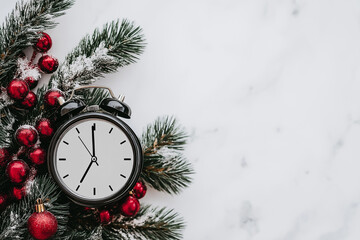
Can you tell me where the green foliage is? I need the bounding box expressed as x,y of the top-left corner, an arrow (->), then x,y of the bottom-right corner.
104,205 -> 185,240
0,0 -> 74,86
141,116 -> 193,194
0,175 -> 69,240
51,19 -> 145,92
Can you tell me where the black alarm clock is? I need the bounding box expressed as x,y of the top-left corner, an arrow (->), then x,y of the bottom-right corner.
47,86 -> 143,207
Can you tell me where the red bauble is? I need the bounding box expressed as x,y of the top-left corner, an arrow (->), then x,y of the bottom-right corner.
7,79 -> 29,100
44,89 -> 64,108
120,196 -> 140,217
35,118 -> 54,139
38,55 -> 58,74
34,32 -> 52,53
0,194 -> 7,210
6,159 -> 30,184
99,210 -> 111,224
28,211 -> 58,240
24,76 -> 38,89
131,181 -> 147,199
28,147 -> 46,165
15,125 -> 38,147
19,91 -> 37,109
12,186 -> 26,200
0,148 -> 10,167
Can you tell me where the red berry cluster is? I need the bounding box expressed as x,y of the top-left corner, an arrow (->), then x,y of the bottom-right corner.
5,32 -> 59,110
95,181 -> 147,224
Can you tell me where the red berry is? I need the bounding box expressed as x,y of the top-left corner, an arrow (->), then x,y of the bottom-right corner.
24,77 -> 38,89
99,210 -> 111,224
44,90 -> 64,108
15,125 -> 38,147
131,181 -> 147,199
28,147 -> 46,165
0,148 -> 10,167
34,32 -> 52,53
12,186 -> 26,200
120,196 -> 140,217
19,91 -> 37,109
0,194 -> 7,210
35,119 -> 54,139
6,160 -> 30,184
38,55 -> 58,74
7,79 -> 29,100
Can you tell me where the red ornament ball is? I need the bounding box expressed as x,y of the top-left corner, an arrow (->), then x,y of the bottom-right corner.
44,89 -> 64,108
6,159 -> 30,184
12,186 -> 26,200
24,76 -> 38,89
0,194 -> 7,210
131,181 -> 147,199
28,211 -> 58,240
38,55 -> 58,74
19,91 -> 37,109
99,210 -> 111,224
120,196 -> 140,217
7,79 -> 29,100
28,147 -> 46,165
15,125 -> 38,147
35,119 -> 54,139
0,148 -> 10,167
34,32 -> 52,53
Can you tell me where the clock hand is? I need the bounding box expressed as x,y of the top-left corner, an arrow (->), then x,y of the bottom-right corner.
78,135 -> 99,166
92,123 -> 95,157
80,160 -> 93,183
78,136 -> 92,157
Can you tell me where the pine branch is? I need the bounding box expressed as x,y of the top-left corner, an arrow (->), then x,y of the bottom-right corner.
141,116 -> 193,194
50,19 -> 146,92
142,116 -> 187,154
141,154 -> 193,195
0,0 -> 74,86
0,175 -> 69,240
103,205 -> 185,240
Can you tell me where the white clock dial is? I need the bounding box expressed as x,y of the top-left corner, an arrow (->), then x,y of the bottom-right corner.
54,118 -> 135,200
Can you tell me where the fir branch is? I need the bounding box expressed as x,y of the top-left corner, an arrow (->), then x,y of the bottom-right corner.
103,205 -> 185,240
142,116 -> 187,155
141,116 -> 193,194
0,175 -> 69,240
50,19 -> 146,92
0,0 -> 74,86
141,154 -> 193,195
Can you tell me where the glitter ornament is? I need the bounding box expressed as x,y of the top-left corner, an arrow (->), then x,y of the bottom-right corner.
28,199 -> 58,240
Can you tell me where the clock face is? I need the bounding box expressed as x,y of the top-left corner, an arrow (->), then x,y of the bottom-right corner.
48,113 -> 142,206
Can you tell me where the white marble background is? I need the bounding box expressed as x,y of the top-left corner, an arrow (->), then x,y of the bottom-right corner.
2,0 -> 360,239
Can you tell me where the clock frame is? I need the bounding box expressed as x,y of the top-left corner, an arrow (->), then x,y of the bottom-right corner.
47,112 -> 143,207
